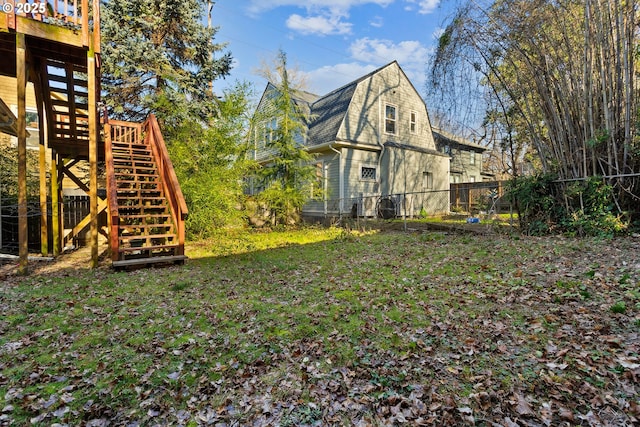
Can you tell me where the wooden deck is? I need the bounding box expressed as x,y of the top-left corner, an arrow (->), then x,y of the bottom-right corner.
1,1 -> 186,272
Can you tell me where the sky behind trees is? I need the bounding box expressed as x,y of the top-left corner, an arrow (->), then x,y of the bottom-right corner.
211,0 -> 452,96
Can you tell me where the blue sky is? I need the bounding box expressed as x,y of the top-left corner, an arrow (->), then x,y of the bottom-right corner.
210,0 -> 455,98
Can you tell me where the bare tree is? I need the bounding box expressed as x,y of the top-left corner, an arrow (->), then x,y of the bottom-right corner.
428,0 -> 638,183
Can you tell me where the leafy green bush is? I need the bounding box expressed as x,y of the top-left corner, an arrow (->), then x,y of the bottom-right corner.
507,174 -> 628,236
167,82 -> 255,238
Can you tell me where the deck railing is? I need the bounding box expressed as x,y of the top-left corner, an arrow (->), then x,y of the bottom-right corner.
1,0 -> 100,50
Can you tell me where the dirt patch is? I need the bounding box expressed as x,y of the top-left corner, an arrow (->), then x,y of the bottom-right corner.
0,241 -> 111,283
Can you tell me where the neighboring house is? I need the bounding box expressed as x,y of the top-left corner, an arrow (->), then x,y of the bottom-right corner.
250,61 -> 451,220
432,127 -> 492,183
0,75 -> 100,194
0,75 -> 38,149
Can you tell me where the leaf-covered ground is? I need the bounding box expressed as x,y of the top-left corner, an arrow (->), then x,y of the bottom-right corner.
1,230 -> 639,426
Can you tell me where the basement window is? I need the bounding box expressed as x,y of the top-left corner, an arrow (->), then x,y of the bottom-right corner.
361,166 -> 377,181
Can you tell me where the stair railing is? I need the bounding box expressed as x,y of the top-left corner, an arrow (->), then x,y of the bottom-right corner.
144,114 -> 188,256
103,118 -> 119,261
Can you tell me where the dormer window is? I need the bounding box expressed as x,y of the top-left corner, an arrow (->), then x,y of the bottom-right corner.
385,104 -> 396,135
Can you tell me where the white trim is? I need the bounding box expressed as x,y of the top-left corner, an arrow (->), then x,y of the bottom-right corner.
410,110 -> 417,134
384,103 -> 397,135
360,164 -> 377,182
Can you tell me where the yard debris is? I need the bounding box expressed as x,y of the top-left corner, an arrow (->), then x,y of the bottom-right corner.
0,232 -> 638,425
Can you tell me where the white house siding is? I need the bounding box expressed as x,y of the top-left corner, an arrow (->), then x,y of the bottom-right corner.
302,151 -> 340,216
381,146 -> 449,216
338,63 -> 436,152
448,146 -> 484,183
342,148 -> 381,200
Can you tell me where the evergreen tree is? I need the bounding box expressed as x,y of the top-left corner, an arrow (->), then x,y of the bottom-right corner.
167,82 -> 255,236
101,0 -> 232,126
255,50 -> 318,225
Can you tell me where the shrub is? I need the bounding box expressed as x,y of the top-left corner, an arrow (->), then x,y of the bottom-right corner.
507,175 -> 628,236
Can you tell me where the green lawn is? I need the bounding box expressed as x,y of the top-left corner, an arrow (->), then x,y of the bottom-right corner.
1,228 -> 638,425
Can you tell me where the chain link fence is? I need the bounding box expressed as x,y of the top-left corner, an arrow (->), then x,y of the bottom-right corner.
303,181 -> 514,223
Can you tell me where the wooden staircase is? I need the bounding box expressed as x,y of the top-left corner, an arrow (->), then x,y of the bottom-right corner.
105,116 -> 187,268
43,59 -> 91,154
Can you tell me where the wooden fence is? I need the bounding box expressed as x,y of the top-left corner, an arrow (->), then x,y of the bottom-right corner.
450,181 -> 510,214
0,195 -> 96,253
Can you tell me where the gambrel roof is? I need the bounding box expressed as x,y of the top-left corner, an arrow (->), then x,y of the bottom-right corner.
261,61 -> 414,148
258,61 -> 444,155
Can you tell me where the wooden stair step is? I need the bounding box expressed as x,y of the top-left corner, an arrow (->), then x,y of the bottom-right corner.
112,142 -> 149,149
118,206 -> 169,213
115,181 -> 160,186
114,170 -> 159,176
118,243 -> 180,253
117,198 -> 167,203
112,150 -> 152,157
116,184 -> 161,190
112,255 -> 187,269
120,233 -> 177,241
114,172 -> 160,179
113,159 -> 155,166
112,153 -> 152,160
47,73 -> 88,85
118,214 -> 172,220
119,223 -> 173,230
51,99 -> 89,109
114,165 -> 157,171
117,188 -> 162,194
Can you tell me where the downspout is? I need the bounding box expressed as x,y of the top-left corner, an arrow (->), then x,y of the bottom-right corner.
377,88 -> 385,194
329,143 -> 343,216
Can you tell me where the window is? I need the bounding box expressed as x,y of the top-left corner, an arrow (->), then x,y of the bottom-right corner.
385,104 -> 396,134
311,162 -> 324,197
25,110 -> 39,130
10,106 -> 40,149
423,172 -> 433,189
470,151 -> 476,165
410,111 -> 417,134
263,118 -> 277,147
443,144 -> 451,155
361,166 -> 377,181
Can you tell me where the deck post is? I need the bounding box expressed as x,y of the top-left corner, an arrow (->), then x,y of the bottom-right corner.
33,60 -> 49,256
16,33 -> 28,275
39,125 -> 48,255
88,50 -> 98,267
51,150 -> 61,256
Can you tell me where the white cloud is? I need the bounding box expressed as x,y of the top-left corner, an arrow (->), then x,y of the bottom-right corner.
303,62 -> 379,94
349,37 -> 430,66
404,0 -> 440,15
369,16 -> 384,28
348,37 -> 432,92
286,13 -> 352,36
247,0 -> 394,16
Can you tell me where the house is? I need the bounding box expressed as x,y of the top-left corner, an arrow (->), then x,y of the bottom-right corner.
432,127 -> 492,183
250,61 -> 451,220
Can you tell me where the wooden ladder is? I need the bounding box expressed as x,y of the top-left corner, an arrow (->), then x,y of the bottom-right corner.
105,118 -> 187,268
